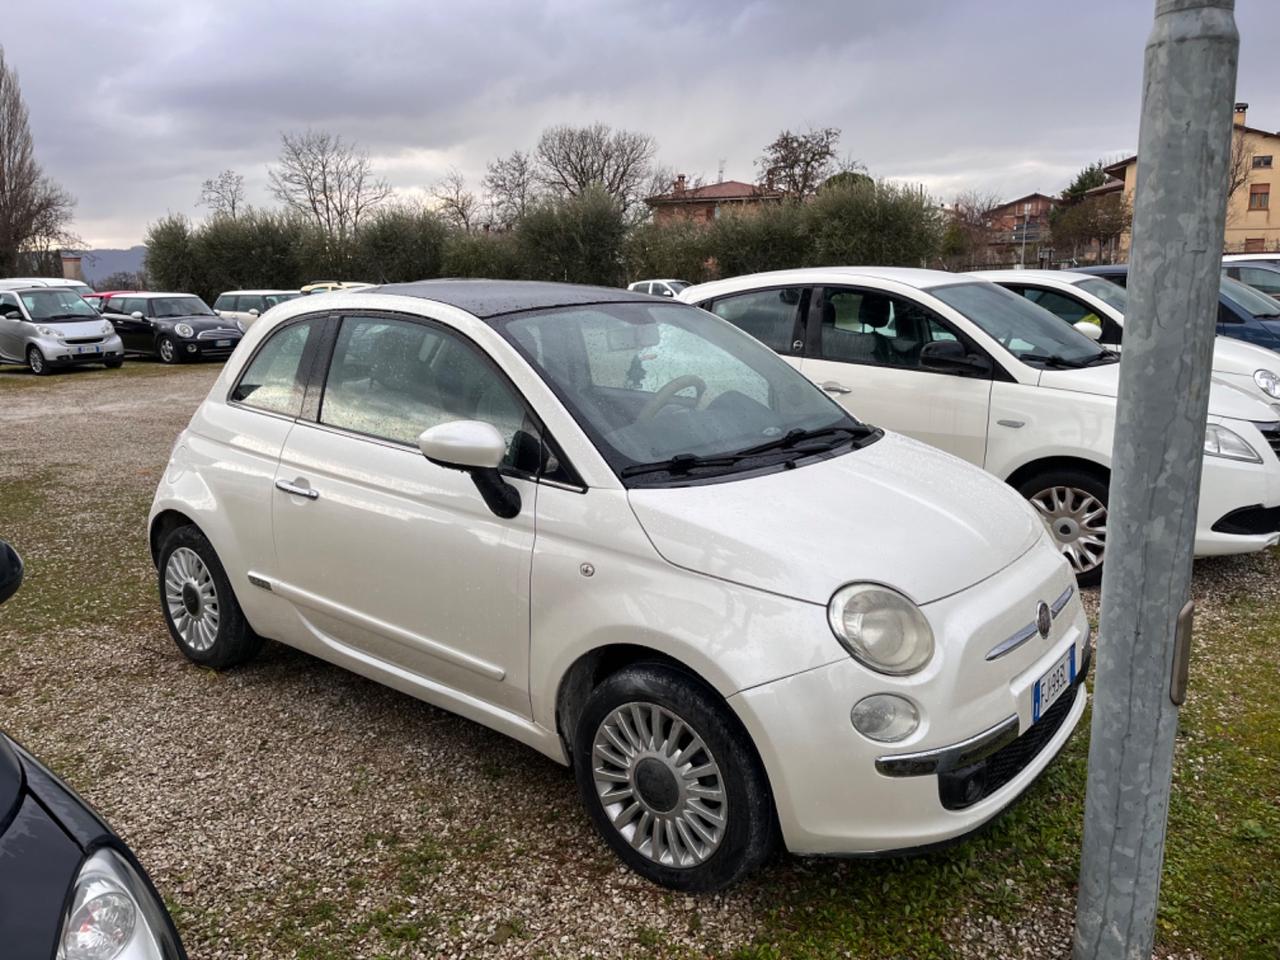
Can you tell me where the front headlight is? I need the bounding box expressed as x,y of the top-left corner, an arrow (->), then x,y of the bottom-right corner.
100,321 -> 115,336
1255,369 -> 1280,399
57,848 -> 181,960
38,325 -> 65,339
173,323 -> 195,339
1204,423 -> 1262,463
827,583 -> 935,675
234,319 -> 246,334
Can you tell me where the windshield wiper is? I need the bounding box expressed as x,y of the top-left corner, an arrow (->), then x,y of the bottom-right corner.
44,313 -> 93,321
1019,352 -> 1089,369
1083,352 -> 1120,365
620,426 -> 871,481
734,425 -> 867,458
620,453 -> 744,479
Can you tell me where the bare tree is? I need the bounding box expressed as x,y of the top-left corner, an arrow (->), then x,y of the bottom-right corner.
431,167 -> 479,232
534,123 -> 657,214
268,130 -> 390,244
1226,130 -> 1253,221
197,169 -> 245,217
0,46 -> 77,274
756,127 -> 842,200
482,150 -> 537,229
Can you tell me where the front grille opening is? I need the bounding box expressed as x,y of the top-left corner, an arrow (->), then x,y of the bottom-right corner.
1253,421 -> 1280,459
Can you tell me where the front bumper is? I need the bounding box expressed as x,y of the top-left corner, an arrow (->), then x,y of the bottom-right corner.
730,536 -> 1090,856
1195,417 -> 1280,556
176,336 -> 241,360
44,334 -> 124,365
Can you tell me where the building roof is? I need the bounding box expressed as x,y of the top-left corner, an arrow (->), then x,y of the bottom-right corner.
1083,179 -> 1124,197
366,279 -> 654,318
990,193 -> 1058,215
646,180 -> 782,205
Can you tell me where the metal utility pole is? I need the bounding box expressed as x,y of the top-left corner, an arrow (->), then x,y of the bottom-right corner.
1074,3 -> 1238,959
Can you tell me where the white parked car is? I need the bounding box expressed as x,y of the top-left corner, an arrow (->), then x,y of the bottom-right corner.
628,279 -> 691,298
681,268 -> 1280,584
0,277 -> 95,297
212,289 -> 301,328
979,268 -> 1280,411
150,280 -> 1090,889
1222,253 -> 1280,269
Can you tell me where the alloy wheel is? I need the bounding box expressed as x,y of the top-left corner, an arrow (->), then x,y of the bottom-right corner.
159,338 -> 176,363
1030,484 -> 1107,576
591,702 -> 727,868
164,547 -> 220,651
27,348 -> 44,374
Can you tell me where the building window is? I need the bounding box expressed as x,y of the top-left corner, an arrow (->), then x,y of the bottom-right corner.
1246,238 -> 1266,253
1249,183 -> 1270,210
1253,155 -> 1273,169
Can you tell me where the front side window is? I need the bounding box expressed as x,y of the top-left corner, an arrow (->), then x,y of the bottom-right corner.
706,287 -> 803,354
229,318 -> 321,417
1221,276 -> 1280,317
816,288 -> 966,369
497,302 -> 858,475
124,298 -> 148,316
213,295 -> 235,311
320,316 -> 531,469
237,295 -> 266,313
264,293 -> 299,308
0,293 -> 20,316
929,281 -> 1112,368
1074,278 -> 1128,312
1237,267 -> 1280,295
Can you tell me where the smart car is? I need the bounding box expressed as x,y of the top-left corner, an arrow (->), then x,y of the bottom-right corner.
0,286 -> 125,374
149,279 -> 1090,890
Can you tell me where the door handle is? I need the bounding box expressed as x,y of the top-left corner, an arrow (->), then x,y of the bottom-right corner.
275,478 -> 319,500
820,381 -> 852,395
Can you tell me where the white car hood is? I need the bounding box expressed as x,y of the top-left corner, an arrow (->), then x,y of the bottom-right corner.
1037,363 -> 1273,421
1210,336 -> 1280,378
627,431 -> 1041,606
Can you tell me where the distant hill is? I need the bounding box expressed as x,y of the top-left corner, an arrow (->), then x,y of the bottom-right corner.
80,246 -> 147,285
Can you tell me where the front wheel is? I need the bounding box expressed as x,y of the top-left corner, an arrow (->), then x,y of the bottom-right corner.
572,663 -> 776,891
157,335 -> 180,364
26,346 -> 51,376
104,358 -> 123,369
1018,468 -> 1109,587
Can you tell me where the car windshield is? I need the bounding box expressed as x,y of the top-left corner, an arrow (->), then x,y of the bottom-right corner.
496,302 -> 864,479
1221,276 -> 1280,317
151,297 -> 215,318
1074,277 -> 1128,312
930,281 -> 1109,366
18,289 -> 99,321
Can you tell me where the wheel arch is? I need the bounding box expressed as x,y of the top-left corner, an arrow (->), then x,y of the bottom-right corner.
1004,454 -> 1111,493
149,508 -> 198,566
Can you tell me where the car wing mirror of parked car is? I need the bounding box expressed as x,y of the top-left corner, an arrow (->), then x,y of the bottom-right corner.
249,308 -> 260,317
2,309 -> 20,320
919,339 -> 992,375
417,420 -> 522,519
1073,321 -> 1103,342
130,311 -> 145,320
0,540 -> 23,606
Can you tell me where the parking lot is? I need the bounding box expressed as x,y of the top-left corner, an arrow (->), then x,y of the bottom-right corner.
0,360 -> 1276,959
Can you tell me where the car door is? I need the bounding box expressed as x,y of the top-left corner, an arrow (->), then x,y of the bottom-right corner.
0,293 -> 23,360
270,312 -> 540,718
700,286 -> 809,374
109,297 -> 148,351
799,285 -> 992,466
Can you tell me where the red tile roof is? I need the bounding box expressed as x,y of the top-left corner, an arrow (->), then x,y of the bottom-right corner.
647,180 -> 781,204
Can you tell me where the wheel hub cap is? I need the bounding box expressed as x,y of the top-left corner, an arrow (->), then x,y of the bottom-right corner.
591,702 -> 727,868
1030,485 -> 1107,575
164,547 -> 219,651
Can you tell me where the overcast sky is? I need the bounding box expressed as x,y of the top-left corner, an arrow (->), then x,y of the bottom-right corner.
7,0 -> 1279,249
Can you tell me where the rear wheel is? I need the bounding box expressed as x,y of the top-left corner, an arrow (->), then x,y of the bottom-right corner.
1018,468 -> 1109,587
157,525 -> 262,668
157,335 -> 180,364
26,346 -> 50,376
572,663 -> 776,891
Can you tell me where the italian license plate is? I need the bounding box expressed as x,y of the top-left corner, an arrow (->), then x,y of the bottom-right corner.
1033,646 -> 1076,723
78,345 -> 100,354
216,340 -> 231,347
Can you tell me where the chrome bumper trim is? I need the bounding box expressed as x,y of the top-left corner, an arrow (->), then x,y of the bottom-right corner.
875,713 -> 1020,778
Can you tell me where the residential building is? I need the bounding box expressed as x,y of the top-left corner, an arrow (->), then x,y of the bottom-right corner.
645,175 -> 782,225
1101,102 -> 1280,255
987,193 -> 1058,247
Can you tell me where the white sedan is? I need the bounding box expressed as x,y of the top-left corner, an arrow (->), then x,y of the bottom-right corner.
682,268 -> 1280,584
149,280 -> 1088,889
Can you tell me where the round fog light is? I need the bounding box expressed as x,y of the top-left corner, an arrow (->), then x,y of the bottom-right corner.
851,694 -> 919,743
186,344 -> 197,353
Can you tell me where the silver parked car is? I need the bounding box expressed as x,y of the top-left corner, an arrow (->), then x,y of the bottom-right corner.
0,287 -> 125,375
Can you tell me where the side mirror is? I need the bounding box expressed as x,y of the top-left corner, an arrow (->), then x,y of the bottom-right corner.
0,540 -> 23,606
661,288 -> 674,298
417,420 -> 521,518
130,311 -> 145,320
2,309 -> 21,320
1073,321 -> 1102,342
920,339 -> 992,375
248,308 -> 260,317
213,309 -> 222,316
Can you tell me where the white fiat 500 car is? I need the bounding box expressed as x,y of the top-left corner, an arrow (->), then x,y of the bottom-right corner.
980,268 -> 1280,410
681,269 -> 1280,585
149,280 -> 1090,890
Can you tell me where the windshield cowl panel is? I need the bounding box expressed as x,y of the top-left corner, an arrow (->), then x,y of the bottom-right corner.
494,301 -> 866,486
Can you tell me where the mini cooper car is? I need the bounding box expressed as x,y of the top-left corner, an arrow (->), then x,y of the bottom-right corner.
980,268 -> 1280,410
211,289 -> 301,329
627,279 -> 691,298
0,286 -> 125,374
102,293 -> 242,364
150,280 -> 1090,890
681,268 -> 1280,585
0,540 -> 187,959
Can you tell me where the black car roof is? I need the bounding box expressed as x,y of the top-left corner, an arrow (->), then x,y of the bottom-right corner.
364,279 -> 656,319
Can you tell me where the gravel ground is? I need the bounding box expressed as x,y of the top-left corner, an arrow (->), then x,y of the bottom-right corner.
1,361 -> 1271,958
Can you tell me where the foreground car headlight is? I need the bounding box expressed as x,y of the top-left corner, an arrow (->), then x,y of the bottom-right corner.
58,848 -> 181,960
38,325 -> 65,338
1204,423 -> 1262,463
851,693 -> 920,742
1255,369 -> 1280,399
827,583 -> 934,675
173,323 -> 195,339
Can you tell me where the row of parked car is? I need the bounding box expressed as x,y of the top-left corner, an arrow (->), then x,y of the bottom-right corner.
0,280 -> 372,375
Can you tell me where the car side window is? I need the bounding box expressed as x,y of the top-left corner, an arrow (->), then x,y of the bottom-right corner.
1240,267 -> 1280,294
320,316 -> 534,470
706,287 -> 804,354
213,295 -> 234,311
229,318 -> 321,417
124,298 -> 146,316
1019,287 -> 1093,324
0,293 -> 20,317
816,288 -> 965,370
239,295 -> 265,313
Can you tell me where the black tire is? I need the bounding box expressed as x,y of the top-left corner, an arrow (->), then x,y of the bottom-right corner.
26,346 -> 51,376
157,525 -> 262,669
1016,467 -> 1110,588
156,335 -> 181,364
572,663 -> 776,891
104,358 -> 123,369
